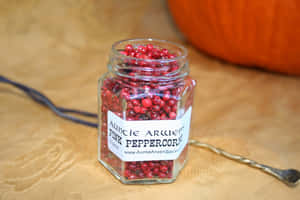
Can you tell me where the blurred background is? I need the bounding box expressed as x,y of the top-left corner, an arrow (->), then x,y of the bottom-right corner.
0,0 -> 299,199
1,0 -> 185,110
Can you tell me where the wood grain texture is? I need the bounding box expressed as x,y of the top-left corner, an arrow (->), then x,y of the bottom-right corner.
0,0 -> 299,199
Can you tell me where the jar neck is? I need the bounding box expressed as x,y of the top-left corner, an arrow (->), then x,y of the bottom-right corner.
108,39 -> 189,84
108,57 -> 189,83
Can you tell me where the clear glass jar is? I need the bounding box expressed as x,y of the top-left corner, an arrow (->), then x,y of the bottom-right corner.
98,38 -> 196,184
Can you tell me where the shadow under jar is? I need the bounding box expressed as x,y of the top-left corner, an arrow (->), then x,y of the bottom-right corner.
98,38 -> 196,184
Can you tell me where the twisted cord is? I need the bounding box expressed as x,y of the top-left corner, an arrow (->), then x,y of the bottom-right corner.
188,139 -> 291,184
0,75 -> 98,128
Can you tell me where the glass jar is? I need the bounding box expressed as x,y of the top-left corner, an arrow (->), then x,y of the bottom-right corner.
98,38 -> 196,184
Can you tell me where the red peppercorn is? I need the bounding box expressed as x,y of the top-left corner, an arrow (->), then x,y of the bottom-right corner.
168,99 -> 176,106
152,96 -> 161,105
135,53 -> 143,59
146,44 -> 153,51
129,164 -> 136,170
142,98 -> 152,108
138,172 -> 145,178
125,44 -> 134,52
121,91 -> 130,100
120,51 -> 128,56
146,171 -> 153,178
168,54 -> 176,59
128,174 -> 137,180
159,172 -> 167,178
152,48 -> 160,58
160,165 -> 168,173
169,112 -> 177,119
152,104 -> 160,112
148,162 -> 155,168
140,107 -> 147,114
153,168 -> 160,175
130,82 -> 138,87
171,105 -> 177,112
171,66 -> 179,72
137,45 -> 147,54
163,105 -> 171,113
163,91 -> 171,101
128,110 -> 135,116
160,113 -> 167,120
127,101 -> 133,109
133,106 -> 141,113
129,51 -> 136,57
162,49 -> 169,56
124,170 -> 131,178
131,99 -> 139,106
151,112 -> 159,119
147,52 -> 153,59
141,162 -> 148,169
104,90 -> 112,102
159,100 -> 165,108
154,162 -> 160,168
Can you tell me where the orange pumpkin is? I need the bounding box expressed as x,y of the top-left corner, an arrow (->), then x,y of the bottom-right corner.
168,0 -> 300,75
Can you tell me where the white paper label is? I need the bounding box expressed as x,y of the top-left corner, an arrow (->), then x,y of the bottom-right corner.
107,107 -> 192,161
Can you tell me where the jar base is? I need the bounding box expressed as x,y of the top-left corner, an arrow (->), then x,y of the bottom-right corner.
121,177 -> 176,185
98,159 -> 181,185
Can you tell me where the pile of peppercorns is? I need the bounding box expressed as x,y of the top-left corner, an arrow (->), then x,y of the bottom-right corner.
100,44 -> 192,180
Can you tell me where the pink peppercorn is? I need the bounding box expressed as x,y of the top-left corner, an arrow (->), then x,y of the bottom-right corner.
142,98 -> 152,108
169,112 -> 177,119
160,165 -> 168,173
125,44 -> 134,52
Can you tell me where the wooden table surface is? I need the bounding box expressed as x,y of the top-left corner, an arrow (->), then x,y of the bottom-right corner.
0,0 -> 299,199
